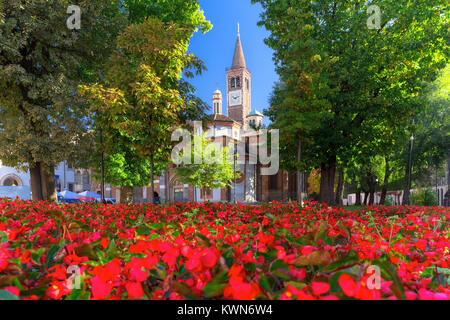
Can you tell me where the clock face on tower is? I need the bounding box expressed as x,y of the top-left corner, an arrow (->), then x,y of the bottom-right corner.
229,90 -> 242,107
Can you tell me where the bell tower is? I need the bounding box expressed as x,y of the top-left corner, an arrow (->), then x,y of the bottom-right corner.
227,24 -> 251,129
212,89 -> 222,114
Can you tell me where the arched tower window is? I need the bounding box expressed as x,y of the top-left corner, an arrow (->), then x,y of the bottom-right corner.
230,78 -> 236,88
236,77 -> 241,88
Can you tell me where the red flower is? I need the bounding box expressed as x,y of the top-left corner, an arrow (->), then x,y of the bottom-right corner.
311,282 -> 330,296
100,238 -> 109,249
199,248 -> 219,269
0,243 -> 10,272
91,276 -> 113,300
228,264 -> 246,280
224,279 -> 260,300
126,282 -> 144,299
130,268 -> 149,282
21,250 -> 31,264
45,280 -> 71,300
338,274 -> 357,298
142,254 -> 158,269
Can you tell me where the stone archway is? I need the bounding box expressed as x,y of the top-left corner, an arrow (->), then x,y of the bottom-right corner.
0,174 -> 23,186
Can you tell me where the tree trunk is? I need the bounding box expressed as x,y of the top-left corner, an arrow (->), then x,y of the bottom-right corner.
319,156 -> 336,206
30,163 -> 43,201
150,152 -> 155,205
297,134 -> 303,205
335,167 -> 344,206
379,157 -> 391,205
355,188 -> 361,206
40,164 -> 57,202
402,165 -> 410,205
369,187 -> 375,205
29,162 -> 56,202
363,191 -> 369,205
121,186 -> 133,205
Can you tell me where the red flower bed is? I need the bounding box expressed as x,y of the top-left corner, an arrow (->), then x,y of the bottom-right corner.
0,199 -> 449,300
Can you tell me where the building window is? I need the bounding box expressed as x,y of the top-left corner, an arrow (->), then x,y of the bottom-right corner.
67,163 -> 73,170
236,77 -> 241,88
246,78 -> 249,90
68,183 -> 74,192
230,78 -> 236,88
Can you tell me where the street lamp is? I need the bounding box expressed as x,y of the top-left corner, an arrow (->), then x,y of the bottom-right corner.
407,134 -> 414,205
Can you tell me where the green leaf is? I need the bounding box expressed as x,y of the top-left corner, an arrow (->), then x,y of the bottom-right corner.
270,259 -> 289,272
259,274 -> 271,292
74,243 -> 98,261
136,226 -> 151,235
66,289 -> 83,300
172,282 -> 200,300
0,231 -> 8,243
0,290 -> 19,300
145,223 -> 165,230
202,281 -> 227,299
46,245 -> 61,268
244,263 -> 256,272
195,232 -> 211,246
372,260 -> 406,300
323,250 -> 359,272
20,287 -> 47,299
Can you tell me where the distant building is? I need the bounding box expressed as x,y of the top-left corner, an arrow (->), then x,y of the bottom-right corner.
0,161 -> 96,199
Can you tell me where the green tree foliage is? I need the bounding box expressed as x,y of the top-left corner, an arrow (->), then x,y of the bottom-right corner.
79,1 -> 211,204
175,133 -> 238,201
123,0 -> 211,34
0,0 -> 124,201
80,17 -> 208,204
410,188 -> 438,206
254,0 -> 449,205
392,66 -> 450,203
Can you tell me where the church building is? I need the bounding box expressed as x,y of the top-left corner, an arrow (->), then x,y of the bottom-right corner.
145,28 -> 304,204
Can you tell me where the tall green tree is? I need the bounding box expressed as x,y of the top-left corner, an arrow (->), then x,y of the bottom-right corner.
0,0 -> 124,201
396,66 -> 450,204
255,0 -> 449,205
80,0 -> 211,204
80,17 -> 208,204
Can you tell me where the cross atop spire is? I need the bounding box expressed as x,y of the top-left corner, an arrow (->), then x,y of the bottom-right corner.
231,25 -> 246,69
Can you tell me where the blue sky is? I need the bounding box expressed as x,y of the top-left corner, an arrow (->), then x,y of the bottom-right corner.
188,0 -> 278,125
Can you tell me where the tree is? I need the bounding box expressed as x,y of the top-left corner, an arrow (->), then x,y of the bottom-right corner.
0,0 -> 124,201
123,0 -> 211,34
80,17 -> 207,204
174,133 -> 239,201
79,1 -> 211,204
254,0 -> 449,205
399,66 -> 450,204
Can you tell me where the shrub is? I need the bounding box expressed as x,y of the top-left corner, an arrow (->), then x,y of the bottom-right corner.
410,188 -> 438,206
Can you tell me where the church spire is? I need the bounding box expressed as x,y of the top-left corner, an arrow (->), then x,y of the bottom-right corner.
231,23 -> 246,69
